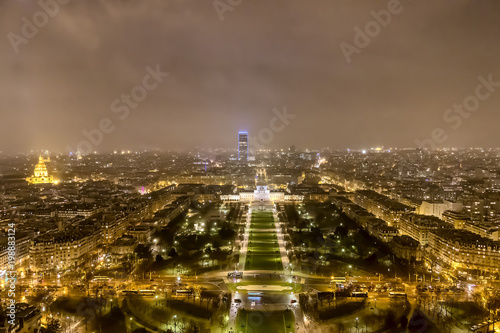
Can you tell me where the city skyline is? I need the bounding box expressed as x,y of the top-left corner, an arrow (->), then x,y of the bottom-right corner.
2,1 -> 500,332
2,135 -> 500,332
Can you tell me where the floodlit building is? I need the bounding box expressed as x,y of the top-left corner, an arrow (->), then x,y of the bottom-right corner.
221,186 -> 303,202
26,156 -> 55,185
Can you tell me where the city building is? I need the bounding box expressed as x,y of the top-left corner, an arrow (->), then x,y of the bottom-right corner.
26,156 -> 55,185
419,200 -> 462,219
442,210 -> 470,229
1,304 -> 42,333
29,230 -> 96,272
463,220 -> 500,241
110,235 -> 138,263
238,131 -> 248,162
390,235 -> 422,262
127,225 -> 154,244
399,214 -> 453,245
353,190 -> 414,227
221,186 -> 303,203
428,229 -> 500,273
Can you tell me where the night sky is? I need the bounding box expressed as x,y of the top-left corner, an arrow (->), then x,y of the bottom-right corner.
1,0 -> 500,153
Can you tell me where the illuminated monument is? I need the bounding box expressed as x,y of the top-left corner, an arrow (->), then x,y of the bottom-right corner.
26,156 -> 55,185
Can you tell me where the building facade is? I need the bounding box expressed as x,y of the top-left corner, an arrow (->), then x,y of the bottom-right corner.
238,131 -> 248,162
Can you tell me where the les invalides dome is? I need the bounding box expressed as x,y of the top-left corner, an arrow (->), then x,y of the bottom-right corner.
26,156 -> 55,185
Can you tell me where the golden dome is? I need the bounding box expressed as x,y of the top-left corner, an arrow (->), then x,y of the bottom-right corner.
26,156 -> 54,184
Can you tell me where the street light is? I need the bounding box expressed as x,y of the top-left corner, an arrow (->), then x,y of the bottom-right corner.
173,315 -> 178,333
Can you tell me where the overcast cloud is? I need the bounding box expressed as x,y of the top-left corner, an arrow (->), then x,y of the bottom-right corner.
1,0 -> 500,153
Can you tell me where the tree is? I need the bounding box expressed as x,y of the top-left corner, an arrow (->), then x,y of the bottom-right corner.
364,253 -> 378,267
100,306 -> 126,333
45,317 -> 62,333
334,226 -> 348,240
399,315 -> 409,329
84,271 -> 94,296
486,294 -> 500,331
134,244 -> 153,261
167,248 -> 178,257
298,220 -> 308,232
218,224 -> 236,240
155,254 -> 164,262
384,311 -> 396,329
315,211 -> 326,225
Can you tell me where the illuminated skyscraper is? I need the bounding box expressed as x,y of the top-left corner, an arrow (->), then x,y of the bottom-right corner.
238,131 -> 248,162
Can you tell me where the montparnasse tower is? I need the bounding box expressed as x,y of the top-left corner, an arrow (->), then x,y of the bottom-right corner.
26,156 -> 55,185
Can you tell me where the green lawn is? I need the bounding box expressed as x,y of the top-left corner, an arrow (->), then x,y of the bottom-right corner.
249,234 -> 277,241
250,224 -> 275,229
245,210 -> 283,271
235,309 -> 295,333
245,254 -> 283,270
248,245 -> 279,252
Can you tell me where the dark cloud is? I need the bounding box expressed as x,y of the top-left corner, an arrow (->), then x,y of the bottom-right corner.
1,0 -> 499,153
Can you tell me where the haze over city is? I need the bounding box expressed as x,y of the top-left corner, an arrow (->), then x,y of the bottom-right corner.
2,0 -> 500,153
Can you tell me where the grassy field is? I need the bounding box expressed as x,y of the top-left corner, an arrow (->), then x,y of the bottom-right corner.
235,309 -> 295,333
245,211 -> 283,271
